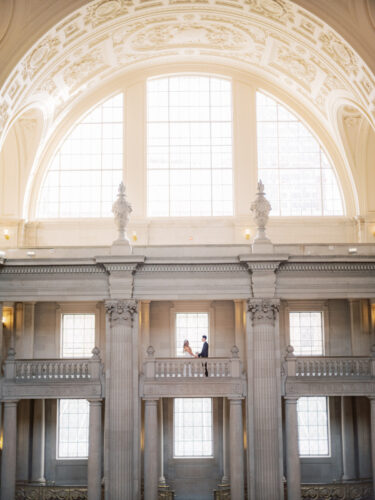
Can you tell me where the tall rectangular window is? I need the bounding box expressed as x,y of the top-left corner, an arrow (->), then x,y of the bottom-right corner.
289,311 -> 324,356
297,397 -> 329,456
61,314 -> 95,358
174,398 -> 213,458
147,75 -> 233,216
175,312 -> 208,357
58,399 -> 89,459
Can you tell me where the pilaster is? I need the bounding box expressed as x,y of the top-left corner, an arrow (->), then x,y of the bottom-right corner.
229,397 -> 245,500
105,299 -> 139,499
144,398 -> 159,500
1,400 -> 18,500
31,399 -> 46,483
341,396 -> 356,480
370,397 -> 375,497
284,397 -> 301,500
88,399 -> 103,500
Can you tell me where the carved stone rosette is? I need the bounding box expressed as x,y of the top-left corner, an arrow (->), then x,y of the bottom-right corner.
112,181 -> 132,245
250,180 -> 272,242
105,299 -> 138,327
247,299 -> 280,325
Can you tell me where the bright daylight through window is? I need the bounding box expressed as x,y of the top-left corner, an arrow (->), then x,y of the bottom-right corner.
174,398 -> 213,458
147,75 -> 233,216
256,92 -> 344,216
58,399 -> 89,459
289,312 -> 324,356
297,397 -> 330,456
61,314 -> 95,358
175,313 -> 209,357
37,94 -> 123,218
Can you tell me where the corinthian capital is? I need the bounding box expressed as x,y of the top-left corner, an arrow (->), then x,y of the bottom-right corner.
105,299 -> 138,327
247,299 -> 280,325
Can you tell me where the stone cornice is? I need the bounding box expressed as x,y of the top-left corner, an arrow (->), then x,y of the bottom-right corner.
280,262 -> 375,272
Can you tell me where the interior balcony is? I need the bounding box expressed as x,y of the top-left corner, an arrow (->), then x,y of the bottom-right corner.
283,345 -> 375,397
140,346 -> 246,399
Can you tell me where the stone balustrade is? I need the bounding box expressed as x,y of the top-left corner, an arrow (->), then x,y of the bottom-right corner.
1,347 -> 104,400
141,346 -> 245,398
283,346 -> 375,397
287,356 -> 372,378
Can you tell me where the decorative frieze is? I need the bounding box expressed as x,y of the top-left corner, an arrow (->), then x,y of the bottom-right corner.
105,299 -> 138,327
248,299 -> 280,325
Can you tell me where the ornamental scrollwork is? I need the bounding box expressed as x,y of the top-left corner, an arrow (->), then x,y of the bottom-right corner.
247,299 -> 280,325
105,299 -> 138,326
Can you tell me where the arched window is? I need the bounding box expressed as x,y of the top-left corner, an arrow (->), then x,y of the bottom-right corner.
37,94 -> 123,218
147,76 -> 233,216
256,92 -> 344,216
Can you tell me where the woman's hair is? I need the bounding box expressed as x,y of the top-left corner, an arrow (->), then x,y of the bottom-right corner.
183,339 -> 189,348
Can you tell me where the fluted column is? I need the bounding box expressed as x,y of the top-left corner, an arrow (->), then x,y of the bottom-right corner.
248,299 -> 282,500
1,400 -> 18,500
229,397 -> 244,500
222,397 -> 230,484
31,399 -> 46,483
370,398 -> 375,497
285,397 -> 301,500
105,300 -> 138,499
158,399 -> 166,486
88,399 -> 102,500
144,398 -> 159,500
341,396 -> 356,480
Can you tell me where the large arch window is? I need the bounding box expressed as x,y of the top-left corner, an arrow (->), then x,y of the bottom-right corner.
147,76 -> 233,217
37,94 -> 123,218
256,92 -> 344,216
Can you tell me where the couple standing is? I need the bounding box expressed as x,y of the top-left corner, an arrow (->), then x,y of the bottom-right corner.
183,336 -> 209,376
183,335 -> 209,358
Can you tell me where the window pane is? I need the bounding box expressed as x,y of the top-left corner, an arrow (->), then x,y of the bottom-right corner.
256,92 -> 344,216
37,94 -> 123,218
147,76 -> 233,216
174,398 -> 213,458
58,399 -> 89,458
297,397 -> 329,456
61,314 -> 95,358
175,312 -> 208,357
289,312 -> 324,356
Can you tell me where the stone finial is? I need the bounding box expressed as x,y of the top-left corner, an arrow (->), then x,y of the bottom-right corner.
286,345 -> 295,358
112,181 -> 132,253
250,180 -> 272,251
7,347 -> 16,360
92,346 -> 101,360
231,345 -> 240,358
146,345 -> 155,358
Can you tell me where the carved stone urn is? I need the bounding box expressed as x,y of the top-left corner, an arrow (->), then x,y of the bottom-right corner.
250,180 -> 273,252
111,181 -> 132,254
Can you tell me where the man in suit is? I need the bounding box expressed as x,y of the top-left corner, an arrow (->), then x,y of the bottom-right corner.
198,335 -> 209,376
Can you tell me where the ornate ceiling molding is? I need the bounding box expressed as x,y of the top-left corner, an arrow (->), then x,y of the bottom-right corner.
0,0 -> 375,148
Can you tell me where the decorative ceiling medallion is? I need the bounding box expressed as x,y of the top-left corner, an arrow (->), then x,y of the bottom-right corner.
319,31 -> 358,75
129,22 -> 249,51
22,37 -> 60,80
86,0 -> 129,27
246,0 -> 294,23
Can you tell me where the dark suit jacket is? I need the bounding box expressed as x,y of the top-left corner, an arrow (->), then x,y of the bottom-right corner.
198,341 -> 209,358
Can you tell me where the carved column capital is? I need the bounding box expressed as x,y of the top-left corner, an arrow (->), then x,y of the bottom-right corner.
105,299 -> 138,327
247,299 -> 280,325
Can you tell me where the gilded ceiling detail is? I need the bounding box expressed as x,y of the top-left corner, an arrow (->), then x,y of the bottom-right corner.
0,0 -> 374,146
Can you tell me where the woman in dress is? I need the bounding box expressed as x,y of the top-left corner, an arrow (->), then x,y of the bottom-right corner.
183,339 -> 196,357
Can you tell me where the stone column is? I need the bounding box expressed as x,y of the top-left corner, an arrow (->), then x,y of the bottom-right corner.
341,396 -> 356,480
158,399 -> 166,486
370,398 -> 375,496
105,299 -> 138,499
222,397 -> 230,484
248,299 -> 282,500
88,399 -> 103,500
284,397 -> 301,500
1,400 -> 18,500
229,397 -> 244,500
31,399 -> 46,482
144,398 -> 159,500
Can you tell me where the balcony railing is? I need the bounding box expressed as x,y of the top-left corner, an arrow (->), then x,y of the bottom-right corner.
143,346 -> 242,380
4,347 -> 102,382
284,345 -> 375,378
